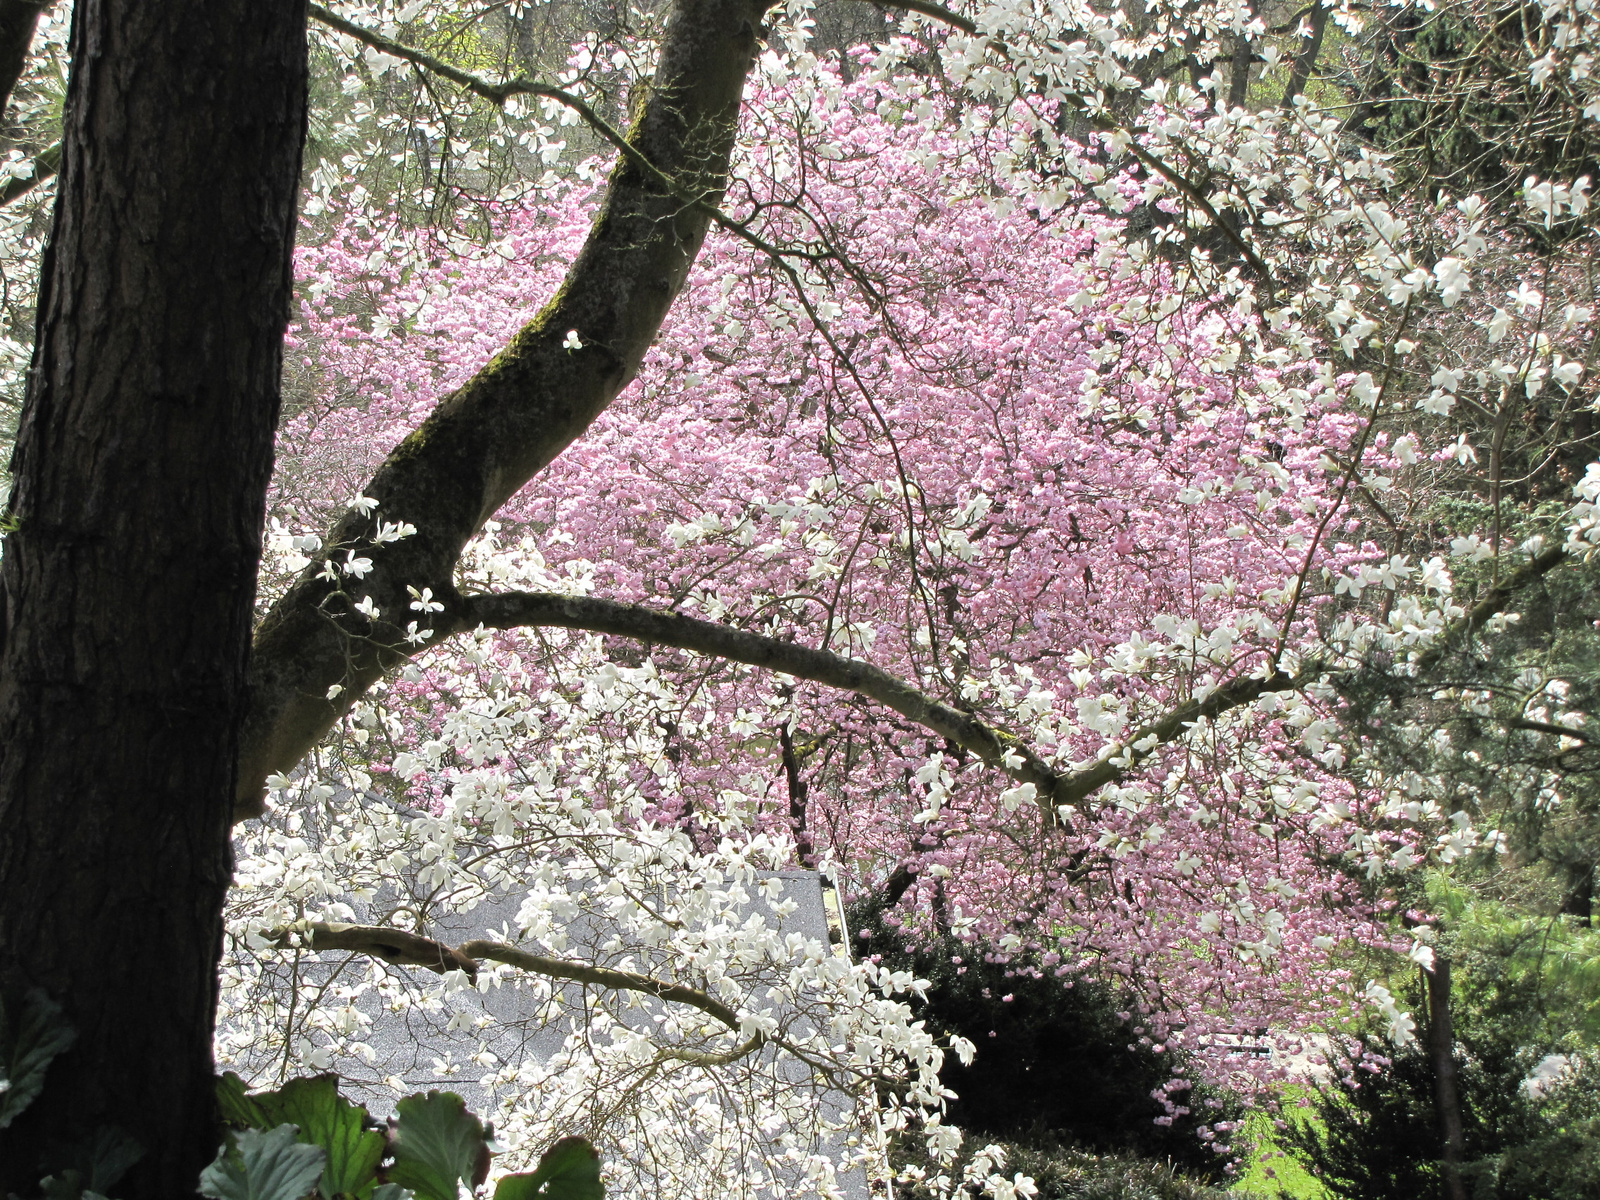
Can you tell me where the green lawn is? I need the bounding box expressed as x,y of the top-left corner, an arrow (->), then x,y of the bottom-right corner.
1231,1107 -> 1328,1200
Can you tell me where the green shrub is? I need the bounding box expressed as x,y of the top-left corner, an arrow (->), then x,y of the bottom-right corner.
0,989 -> 602,1200
1282,968 -> 1600,1200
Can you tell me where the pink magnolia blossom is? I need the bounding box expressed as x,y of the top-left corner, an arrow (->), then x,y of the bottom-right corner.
265,75 -> 1418,1118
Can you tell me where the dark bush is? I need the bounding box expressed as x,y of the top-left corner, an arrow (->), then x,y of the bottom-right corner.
997,1142 -> 1231,1200
848,899 -> 1236,1180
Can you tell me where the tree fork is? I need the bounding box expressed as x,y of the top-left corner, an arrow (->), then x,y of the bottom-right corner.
237,0 -> 773,819
0,0 -> 307,1190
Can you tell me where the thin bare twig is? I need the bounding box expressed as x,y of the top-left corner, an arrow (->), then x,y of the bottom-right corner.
306,3 -> 827,269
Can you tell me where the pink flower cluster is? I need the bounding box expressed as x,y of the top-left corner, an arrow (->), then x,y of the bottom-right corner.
273,75 -> 1404,1114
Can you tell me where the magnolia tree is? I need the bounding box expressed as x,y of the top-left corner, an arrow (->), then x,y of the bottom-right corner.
5,0 -> 1600,1193
234,36 -> 1589,1192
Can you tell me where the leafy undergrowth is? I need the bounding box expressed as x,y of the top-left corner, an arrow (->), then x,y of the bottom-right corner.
892,1135 -> 1238,1200
1000,1145 -> 1231,1200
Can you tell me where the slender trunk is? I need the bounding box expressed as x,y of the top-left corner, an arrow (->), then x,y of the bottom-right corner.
881,862 -> 918,908
1427,959 -> 1469,1200
1563,861 -> 1594,926
1281,2 -> 1329,107
0,0 -> 306,1192
1228,29 -> 1252,109
779,721 -> 816,868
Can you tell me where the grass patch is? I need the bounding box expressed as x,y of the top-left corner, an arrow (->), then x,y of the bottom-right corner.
1231,1107 -> 1328,1200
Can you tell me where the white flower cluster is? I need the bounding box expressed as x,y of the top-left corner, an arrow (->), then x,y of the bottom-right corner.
223,532 -> 974,1196
1362,980 -> 1417,1048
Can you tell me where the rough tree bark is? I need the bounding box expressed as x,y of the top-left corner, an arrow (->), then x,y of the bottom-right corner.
0,0 -> 306,1191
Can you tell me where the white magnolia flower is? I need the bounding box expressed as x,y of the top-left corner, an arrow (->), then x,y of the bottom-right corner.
407,585 -> 445,613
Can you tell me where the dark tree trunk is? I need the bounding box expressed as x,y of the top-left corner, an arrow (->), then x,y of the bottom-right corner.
1228,29 -> 1252,109
1562,861 -> 1594,925
1281,2 -> 1330,108
0,0 -> 52,117
0,0 -> 306,1192
779,721 -> 816,868
1427,959 -> 1469,1200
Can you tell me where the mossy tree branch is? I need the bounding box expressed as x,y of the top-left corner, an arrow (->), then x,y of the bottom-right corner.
237,0 -> 774,819
461,590 -> 1068,815
267,920 -> 742,1028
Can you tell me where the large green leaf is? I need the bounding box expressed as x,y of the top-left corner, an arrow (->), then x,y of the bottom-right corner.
199,1125 -> 326,1200
0,989 -> 77,1129
217,1072 -> 270,1130
252,1075 -> 385,1200
492,1138 -> 602,1200
384,1092 -> 489,1200
38,1173 -> 90,1200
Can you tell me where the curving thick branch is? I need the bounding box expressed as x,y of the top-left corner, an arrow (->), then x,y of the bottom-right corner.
862,0 -> 977,35
461,590 -> 1067,813
458,593 -> 1302,821
1050,667 -> 1305,807
1507,716 -> 1592,743
1405,545 -> 1567,679
268,920 -> 478,976
1061,547 -> 1576,804
237,0 -> 774,819
459,939 -> 744,1031
1120,141 -> 1274,288
268,922 -> 743,1029
455,545 -> 1576,821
